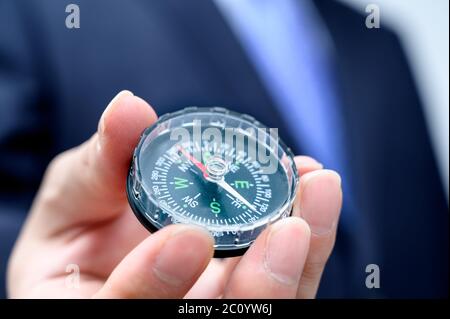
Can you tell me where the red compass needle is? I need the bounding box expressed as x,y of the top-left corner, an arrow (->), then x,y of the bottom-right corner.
177,145 -> 208,178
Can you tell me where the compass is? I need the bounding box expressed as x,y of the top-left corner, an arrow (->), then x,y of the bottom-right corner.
127,107 -> 298,257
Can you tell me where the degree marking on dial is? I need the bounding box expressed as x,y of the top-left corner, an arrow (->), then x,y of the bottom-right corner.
256,196 -> 269,202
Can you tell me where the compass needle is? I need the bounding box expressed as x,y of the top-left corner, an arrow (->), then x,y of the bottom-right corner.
216,179 -> 259,214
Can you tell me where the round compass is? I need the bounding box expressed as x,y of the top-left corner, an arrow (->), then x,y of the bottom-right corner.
127,107 -> 298,257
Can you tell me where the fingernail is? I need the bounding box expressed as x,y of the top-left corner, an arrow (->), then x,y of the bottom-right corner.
153,226 -> 213,286
296,156 -> 323,169
301,170 -> 342,235
97,90 -> 134,150
264,218 -> 310,286
98,90 -> 134,135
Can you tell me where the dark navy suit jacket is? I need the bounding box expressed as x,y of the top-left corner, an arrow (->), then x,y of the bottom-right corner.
0,0 -> 448,298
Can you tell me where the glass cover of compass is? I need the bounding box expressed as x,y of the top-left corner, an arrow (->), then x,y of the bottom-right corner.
127,107 -> 298,257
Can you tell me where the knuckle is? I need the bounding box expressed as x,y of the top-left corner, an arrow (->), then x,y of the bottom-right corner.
302,260 -> 326,282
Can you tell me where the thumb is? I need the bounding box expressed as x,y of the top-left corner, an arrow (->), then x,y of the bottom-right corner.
32,90 -> 157,236
94,224 -> 214,299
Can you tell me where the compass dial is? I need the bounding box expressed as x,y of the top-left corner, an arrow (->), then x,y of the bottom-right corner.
127,107 -> 298,257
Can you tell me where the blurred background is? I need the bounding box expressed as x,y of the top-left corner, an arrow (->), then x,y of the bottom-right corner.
0,0 -> 448,298
341,0 -> 449,198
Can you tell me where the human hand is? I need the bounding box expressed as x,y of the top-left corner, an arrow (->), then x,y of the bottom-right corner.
7,91 -> 342,298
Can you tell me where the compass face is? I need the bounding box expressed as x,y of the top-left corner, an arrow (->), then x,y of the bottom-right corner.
127,107 -> 298,257
140,130 -> 289,227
